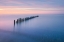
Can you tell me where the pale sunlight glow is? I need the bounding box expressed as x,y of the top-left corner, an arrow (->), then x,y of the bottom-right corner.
1,8 -> 64,11
0,8 -> 64,15
0,9 -> 3,10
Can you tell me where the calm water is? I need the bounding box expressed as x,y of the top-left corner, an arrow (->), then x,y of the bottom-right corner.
0,14 -> 64,42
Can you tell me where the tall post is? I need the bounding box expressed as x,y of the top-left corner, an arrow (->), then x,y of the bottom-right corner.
14,20 -> 15,26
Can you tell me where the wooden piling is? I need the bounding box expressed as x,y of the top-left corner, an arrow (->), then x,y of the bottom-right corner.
14,20 -> 15,26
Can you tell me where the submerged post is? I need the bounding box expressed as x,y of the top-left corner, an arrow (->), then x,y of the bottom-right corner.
14,20 -> 15,26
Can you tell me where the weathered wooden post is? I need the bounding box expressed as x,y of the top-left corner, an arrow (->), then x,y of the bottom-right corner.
14,20 -> 15,26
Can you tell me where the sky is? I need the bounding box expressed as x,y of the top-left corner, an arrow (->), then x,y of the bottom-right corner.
0,0 -> 64,15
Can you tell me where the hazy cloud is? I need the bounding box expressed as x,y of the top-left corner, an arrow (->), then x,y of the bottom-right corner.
0,0 -> 64,8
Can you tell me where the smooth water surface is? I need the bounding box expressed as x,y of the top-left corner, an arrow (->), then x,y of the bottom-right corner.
0,14 -> 64,42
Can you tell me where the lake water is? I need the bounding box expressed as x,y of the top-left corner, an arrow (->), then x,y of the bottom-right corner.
0,14 -> 64,42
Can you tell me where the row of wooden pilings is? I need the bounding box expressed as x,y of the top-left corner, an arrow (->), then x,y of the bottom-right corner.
14,15 -> 39,25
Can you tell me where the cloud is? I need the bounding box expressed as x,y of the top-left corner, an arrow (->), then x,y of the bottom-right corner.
0,0 -> 64,8
0,0 -> 64,14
